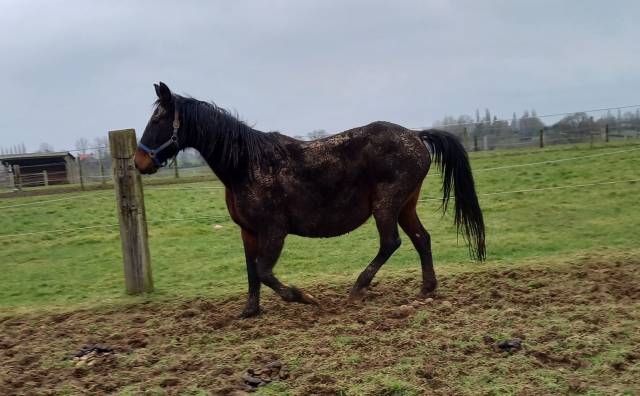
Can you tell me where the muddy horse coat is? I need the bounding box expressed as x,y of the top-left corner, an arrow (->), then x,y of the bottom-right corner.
135,82 -> 485,317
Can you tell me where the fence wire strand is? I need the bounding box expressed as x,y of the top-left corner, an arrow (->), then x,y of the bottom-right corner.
417,178 -> 640,202
2,139 -> 639,239
0,215 -> 230,240
2,178 -> 638,240
0,192 -> 112,210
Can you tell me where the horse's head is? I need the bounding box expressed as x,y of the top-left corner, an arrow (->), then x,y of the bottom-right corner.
135,82 -> 182,174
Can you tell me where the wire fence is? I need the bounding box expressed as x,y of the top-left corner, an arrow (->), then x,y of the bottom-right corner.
412,104 -> 640,152
2,104 -> 640,193
0,140 -> 638,241
0,149 -> 213,192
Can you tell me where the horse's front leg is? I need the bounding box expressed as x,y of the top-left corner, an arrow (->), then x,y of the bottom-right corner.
256,231 -> 320,307
239,228 -> 261,318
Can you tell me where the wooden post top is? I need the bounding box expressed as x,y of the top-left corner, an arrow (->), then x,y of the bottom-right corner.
109,129 -> 137,159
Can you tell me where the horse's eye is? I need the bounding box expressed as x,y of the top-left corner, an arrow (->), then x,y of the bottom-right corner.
151,108 -> 166,123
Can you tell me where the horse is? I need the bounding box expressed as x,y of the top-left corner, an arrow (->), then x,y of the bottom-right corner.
135,82 -> 485,318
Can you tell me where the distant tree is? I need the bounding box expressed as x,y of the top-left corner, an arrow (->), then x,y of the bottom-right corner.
456,115 -> 470,124
597,111 -> 617,129
93,137 -> 109,159
520,110 -> 544,138
552,112 -> 597,141
475,109 -> 480,123
484,109 -> 491,123
39,143 -> 54,152
75,138 -> 90,154
511,112 -> 518,130
307,129 -> 329,140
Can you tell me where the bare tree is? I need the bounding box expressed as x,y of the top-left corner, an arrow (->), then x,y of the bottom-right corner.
93,136 -> 109,158
75,137 -> 90,154
307,129 -> 329,140
484,109 -> 491,123
39,143 -> 55,152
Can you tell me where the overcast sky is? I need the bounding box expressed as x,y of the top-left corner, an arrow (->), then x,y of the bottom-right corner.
1,0 -> 639,152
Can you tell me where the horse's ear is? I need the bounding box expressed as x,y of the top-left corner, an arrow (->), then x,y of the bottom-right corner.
154,82 -> 172,104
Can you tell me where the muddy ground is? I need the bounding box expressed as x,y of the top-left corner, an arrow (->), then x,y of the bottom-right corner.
1,254 -> 639,395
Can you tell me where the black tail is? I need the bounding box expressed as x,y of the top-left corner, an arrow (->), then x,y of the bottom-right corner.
418,129 -> 486,261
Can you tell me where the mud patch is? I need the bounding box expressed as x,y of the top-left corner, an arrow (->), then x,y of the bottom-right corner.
1,254 -> 639,395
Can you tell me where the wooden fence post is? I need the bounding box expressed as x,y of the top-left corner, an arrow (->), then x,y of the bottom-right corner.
483,135 -> 488,151
77,157 -> 85,190
98,147 -> 106,185
43,170 -> 48,186
463,127 -> 470,150
174,157 -> 179,179
109,129 -> 153,294
473,135 -> 479,152
605,124 -> 609,143
13,165 -> 22,190
539,129 -> 544,148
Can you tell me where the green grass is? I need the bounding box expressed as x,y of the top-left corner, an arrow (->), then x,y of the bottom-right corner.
0,140 -> 638,313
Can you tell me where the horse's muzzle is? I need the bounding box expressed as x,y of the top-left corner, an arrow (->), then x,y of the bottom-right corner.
134,148 -> 158,175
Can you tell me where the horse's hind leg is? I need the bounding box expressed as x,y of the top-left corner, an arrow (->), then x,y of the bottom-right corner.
255,232 -> 320,307
349,209 -> 401,302
398,193 -> 437,296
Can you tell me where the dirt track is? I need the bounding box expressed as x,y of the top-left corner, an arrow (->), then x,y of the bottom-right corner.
1,255 -> 639,395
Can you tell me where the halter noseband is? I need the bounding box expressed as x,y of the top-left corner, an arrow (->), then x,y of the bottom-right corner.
138,107 -> 181,167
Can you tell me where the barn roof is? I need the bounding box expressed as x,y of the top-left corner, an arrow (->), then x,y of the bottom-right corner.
0,152 -> 76,167
0,152 -> 75,161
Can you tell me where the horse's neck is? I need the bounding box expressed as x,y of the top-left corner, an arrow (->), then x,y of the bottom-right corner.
203,154 -> 243,187
187,124 -> 258,187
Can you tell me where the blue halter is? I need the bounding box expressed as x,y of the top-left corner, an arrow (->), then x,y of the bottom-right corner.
138,108 -> 181,167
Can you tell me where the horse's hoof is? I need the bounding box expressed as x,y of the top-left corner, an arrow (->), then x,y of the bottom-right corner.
238,307 -> 261,319
301,292 -> 320,306
418,289 -> 437,300
347,288 -> 367,305
419,282 -> 438,298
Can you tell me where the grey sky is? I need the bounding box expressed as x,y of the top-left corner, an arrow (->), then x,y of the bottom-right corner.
1,0 -> 638,151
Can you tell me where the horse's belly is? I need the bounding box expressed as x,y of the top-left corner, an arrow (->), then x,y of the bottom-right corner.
288,196 -> 372,237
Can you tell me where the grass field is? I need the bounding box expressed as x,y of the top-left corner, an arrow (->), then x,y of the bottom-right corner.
1,140 -> 639,395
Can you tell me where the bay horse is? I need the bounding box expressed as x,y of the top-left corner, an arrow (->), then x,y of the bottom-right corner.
135,82 -> 485,318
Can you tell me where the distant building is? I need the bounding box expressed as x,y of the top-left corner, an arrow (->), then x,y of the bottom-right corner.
0,152 -> 78,188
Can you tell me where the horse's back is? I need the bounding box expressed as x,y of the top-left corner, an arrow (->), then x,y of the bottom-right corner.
271,122 -> 431,237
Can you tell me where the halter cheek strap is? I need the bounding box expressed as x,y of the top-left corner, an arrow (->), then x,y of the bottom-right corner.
139,108 -> 181,167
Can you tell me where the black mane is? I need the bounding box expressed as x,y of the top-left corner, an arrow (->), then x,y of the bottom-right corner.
164,97 -> 283,170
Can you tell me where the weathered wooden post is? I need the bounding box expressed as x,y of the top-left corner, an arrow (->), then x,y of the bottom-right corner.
539,129 -> 544,148
98,147 -> 106,185
605,124 -> 609,143
473,135 -> 479,152
77,157 -> 85,190
483,135 -> 488,151
109,129 -> 153,294
43,170 -> 48,186
463,127 -> 470,150
13,165 -> 22,190
173,157 -> 179,179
